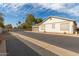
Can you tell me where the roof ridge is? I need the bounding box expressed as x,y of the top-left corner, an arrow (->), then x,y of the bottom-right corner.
48,16 -> 75,22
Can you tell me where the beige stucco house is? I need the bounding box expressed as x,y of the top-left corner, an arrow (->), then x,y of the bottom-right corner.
32,16 -> 77,34
32,22 -> 42,32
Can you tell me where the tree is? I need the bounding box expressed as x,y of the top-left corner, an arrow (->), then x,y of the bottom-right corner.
5,24 -> 13,31
0,22 -> 4,28
25,14 -> 36,25
35,18 -> 43,24
0,16 -> 4,22
18,21 -> 21,25
21,23 -> 27,29
18,14 -> 43,31
0,14 -> 4,28
25,14 -> 36,30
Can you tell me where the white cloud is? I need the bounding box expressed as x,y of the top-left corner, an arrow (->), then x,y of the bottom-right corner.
38,3 -> 65,10
1,3 -> 25,12
37,3 -> 79,16
1,3 -> 79,17
8,4 -> 25,11
67,6 -> 79,16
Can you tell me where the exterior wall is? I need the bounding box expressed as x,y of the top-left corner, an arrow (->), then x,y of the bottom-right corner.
32,26 -> 39,32
45,24 -> 53,32
69,22 -> 77,34
39,17 -> 76,34
44,23 -> 60,32
69,22 -> 74,34
43,18 -> 65,24
59,21 -> 71,34
39,24 -> 45,32
32,28 -> 39,32
54,23 -> 60,32
60,21 -> 76,34
39,17 -> 66,32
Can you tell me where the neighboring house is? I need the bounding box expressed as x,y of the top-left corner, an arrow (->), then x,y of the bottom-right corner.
32,16 -> 77,34
32,23 -> 42,32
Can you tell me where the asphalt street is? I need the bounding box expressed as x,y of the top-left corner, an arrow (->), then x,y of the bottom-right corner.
17,31 -> 79,53
5,33 -> 40,56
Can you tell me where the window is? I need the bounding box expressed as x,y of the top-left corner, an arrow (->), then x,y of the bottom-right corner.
60,23 -> 70,31
52,24 -> 55,29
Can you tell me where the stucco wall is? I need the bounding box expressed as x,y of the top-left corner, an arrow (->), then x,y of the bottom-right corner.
43,18 -> 65,24
39,17 -> 76,34
39,24 -> 45,32
44,23 -> 60,32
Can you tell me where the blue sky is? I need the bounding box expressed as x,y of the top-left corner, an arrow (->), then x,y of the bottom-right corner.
1,3 -> 79,27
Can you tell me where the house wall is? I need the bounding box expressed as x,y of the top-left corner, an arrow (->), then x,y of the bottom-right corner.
45,24 -> 53,32
39,17 -> 75,34
43,18 -> 65,24
32,26 -> 39,32
39,24 -> 45,32
59,21 -> 71,34
39,17 -> 65,32
44,23 -> 60,32
69,22 -> 76,34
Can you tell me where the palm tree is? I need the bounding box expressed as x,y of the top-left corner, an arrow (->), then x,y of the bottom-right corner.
18,21 -> 21,25
17,21 -> 21,30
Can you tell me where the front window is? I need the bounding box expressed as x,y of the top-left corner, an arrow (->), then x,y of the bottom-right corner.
52,24 -> 55,29
60,23 -> 70,31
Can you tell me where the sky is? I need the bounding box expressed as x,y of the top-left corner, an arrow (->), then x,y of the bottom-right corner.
1,3 -> 79,27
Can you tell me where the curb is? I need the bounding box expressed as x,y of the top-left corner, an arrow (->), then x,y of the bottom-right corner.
25,31 -> 79,38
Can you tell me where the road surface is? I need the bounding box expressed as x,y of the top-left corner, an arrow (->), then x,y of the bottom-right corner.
17,31 -> 79,53
5,33 -> 40,56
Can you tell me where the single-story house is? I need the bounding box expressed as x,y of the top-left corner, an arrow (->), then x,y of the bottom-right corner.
32,22 -> 42,32
32,16 -> 77,34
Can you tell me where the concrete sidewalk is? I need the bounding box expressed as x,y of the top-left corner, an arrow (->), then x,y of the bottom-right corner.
0,40 -> 7,56
0,34 -> 7,56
